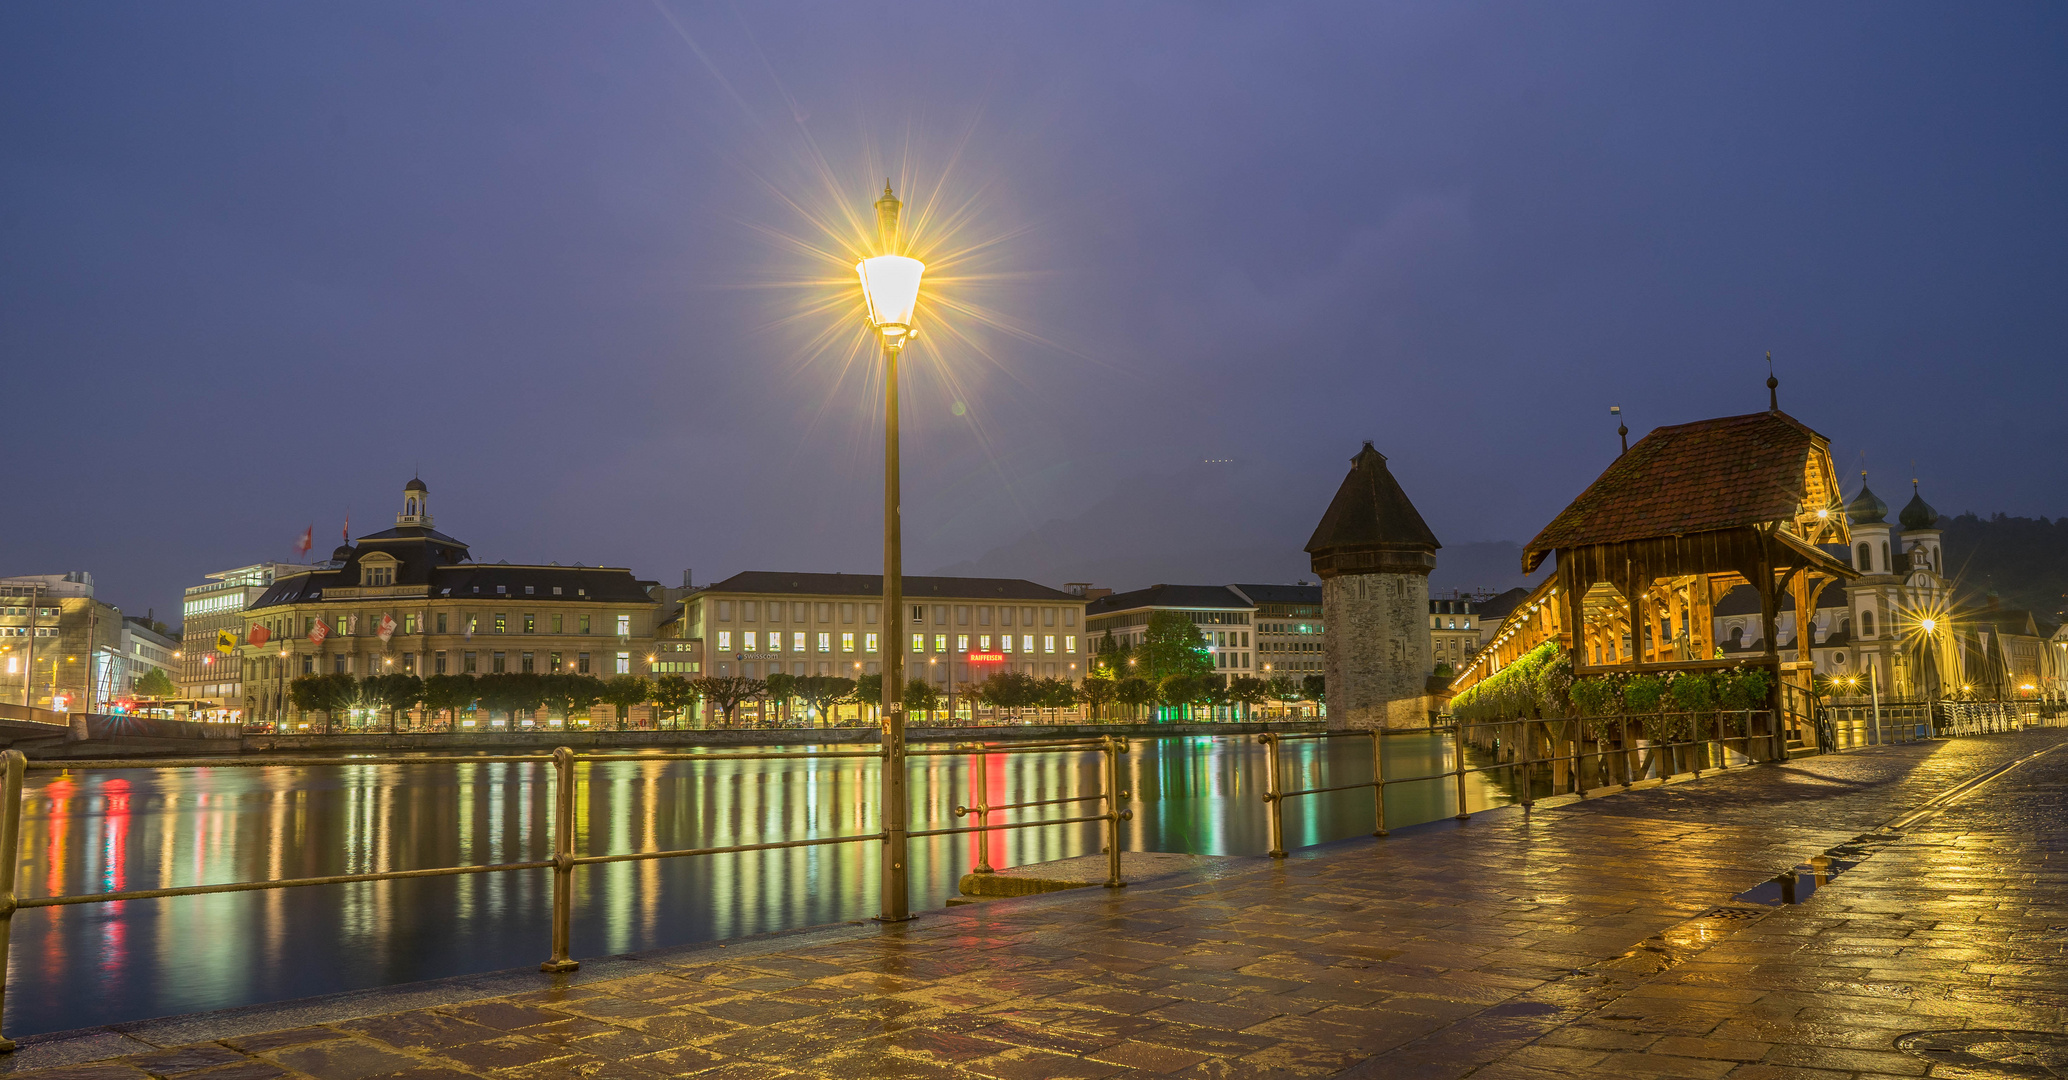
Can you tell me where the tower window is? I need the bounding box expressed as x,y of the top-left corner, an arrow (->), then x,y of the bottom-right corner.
1857,543 -> 1871,571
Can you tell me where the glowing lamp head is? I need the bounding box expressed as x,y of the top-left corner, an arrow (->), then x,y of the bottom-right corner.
857,255 -> 925,346
1921,618 -> 1938,633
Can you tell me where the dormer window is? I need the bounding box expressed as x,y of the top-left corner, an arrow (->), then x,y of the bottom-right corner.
366,567 -> 394,587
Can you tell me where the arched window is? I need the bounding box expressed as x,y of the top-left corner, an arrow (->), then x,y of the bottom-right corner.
1857,543 -> 1871,571
1861,609 -> 1875,637
1881,542 -> 1889,570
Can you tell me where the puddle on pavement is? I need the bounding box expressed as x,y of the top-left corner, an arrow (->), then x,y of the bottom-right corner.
1594,833 -> 1905,978
1729,831 -> 1899,907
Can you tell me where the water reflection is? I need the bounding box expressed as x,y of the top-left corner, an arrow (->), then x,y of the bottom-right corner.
9,734 -> 1511,1035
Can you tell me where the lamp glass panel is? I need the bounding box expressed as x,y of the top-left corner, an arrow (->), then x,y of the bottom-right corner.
856,255 -> 924,332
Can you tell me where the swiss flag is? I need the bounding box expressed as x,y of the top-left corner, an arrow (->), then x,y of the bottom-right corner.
295,526 -> 313,558
249,624 -> 271,647
309,619 -> 330,646
376,613 -> 397,643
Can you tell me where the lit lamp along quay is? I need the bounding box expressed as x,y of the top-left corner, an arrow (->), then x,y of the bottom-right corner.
0,699 -> 2033,1041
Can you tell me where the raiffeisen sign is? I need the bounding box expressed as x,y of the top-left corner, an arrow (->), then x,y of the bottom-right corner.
966,652 -> 1007,664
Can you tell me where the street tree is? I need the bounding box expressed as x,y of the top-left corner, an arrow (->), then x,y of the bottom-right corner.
903,678 -> 941,722
1139,610 -> 1214,680
1078,674 -> 1117,722
854,673 -> 882,723
764,672 -> 795,725
651,675 -> 698,729
1115,676 -> 1157,720
690,676 -> 763,727
1227,676 -> 1268,721
135,668 -> 177,699
791,675 -> 855,725
598,676 -> 651,729
421,674 -> 477,730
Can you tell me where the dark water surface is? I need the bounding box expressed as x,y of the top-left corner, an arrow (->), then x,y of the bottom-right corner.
9,733 -> 1512,1036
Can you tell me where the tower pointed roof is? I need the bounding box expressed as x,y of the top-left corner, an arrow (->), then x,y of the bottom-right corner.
1306,443 -> 1439,577
1899,481 -> 1939,530
1845,474 -> 1888,525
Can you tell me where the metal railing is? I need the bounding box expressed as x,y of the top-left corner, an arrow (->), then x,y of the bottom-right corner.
0,738 -> 1123,1050
1257,711 -> 1792,854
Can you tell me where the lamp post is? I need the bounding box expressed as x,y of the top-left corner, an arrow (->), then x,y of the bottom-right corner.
857,181 -> 925,922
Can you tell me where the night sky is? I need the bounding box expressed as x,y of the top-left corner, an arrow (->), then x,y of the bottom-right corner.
5,4 -> 2065,625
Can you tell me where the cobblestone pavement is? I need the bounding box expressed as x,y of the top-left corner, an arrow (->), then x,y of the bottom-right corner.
10,729 -> 2065,1080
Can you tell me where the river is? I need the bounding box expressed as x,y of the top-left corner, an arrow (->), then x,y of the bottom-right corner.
8,733 -> 1514,1036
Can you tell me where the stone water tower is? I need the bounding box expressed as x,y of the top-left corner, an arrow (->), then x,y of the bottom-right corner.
1305,443 -> 1441,729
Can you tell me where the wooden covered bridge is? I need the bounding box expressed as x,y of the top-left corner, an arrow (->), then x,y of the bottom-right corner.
1450,390 -> 1859,755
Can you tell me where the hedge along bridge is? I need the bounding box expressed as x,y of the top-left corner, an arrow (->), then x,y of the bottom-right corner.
1448,377 -> 1860,769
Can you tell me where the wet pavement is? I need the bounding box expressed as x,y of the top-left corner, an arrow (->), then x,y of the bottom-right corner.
9,728 -> 2065,1080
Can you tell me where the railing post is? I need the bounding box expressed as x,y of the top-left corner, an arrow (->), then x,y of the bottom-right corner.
540,746 -> 578,973
1370,729 -> 1389,835
0,750 -> 25,1052
1259,733 -> 1286,858
1619,714 -> 1633,789
1102,737 -> 1127,888
1516,719 -> 1533,811
970,745 -> 993,875
1453,718 -> 1470,820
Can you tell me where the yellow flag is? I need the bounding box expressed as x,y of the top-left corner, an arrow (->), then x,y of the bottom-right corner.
216,629 -> 237,654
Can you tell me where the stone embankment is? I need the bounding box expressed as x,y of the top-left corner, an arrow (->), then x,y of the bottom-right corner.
234,720 -> 1322,754
7,729 -> 2064,1079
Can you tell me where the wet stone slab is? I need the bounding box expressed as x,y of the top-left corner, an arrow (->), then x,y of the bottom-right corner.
6,729 -> 2065,1079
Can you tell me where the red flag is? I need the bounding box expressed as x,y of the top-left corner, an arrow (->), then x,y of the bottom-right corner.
376,613 -> 396,644
295,526 -> 313,558
249,624 -> 271,647
309,619 -> 330,647
343,512 -> 350,543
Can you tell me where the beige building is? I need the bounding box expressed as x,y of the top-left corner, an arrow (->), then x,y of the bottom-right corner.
179,562 -> 300,717
671,572 -> 1088,721
1,572 -> 121,713
239,479 -> 663,729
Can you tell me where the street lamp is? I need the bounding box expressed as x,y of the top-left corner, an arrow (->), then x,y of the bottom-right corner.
857,181 -> 925,923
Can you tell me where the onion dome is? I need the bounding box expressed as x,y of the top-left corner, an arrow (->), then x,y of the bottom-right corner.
331,545 -> 354,562
405,477 -> 428,493
1844,476 -> 1887,525
1899,482 -> 1938,531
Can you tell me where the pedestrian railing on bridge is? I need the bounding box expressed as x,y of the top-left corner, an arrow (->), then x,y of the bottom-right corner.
0,737 -> 1130,1051
1257,710 -> 1787,856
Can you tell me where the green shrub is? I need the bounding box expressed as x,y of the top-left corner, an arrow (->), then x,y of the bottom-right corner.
1718,667 -> 1772,711
1449,641 -> 1562,723
1667,672 -> 1715,712
1568,676 -> 1622,717
1622,674 -> 1666,714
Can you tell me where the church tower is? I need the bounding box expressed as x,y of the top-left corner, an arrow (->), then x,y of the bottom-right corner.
397,477 -> 432,529
1305,443 -> 1441,729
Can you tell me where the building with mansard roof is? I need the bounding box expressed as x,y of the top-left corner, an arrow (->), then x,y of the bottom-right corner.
237,479 -> 663,729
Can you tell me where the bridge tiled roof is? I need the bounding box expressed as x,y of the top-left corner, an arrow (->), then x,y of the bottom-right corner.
1524,410 -> 1825,571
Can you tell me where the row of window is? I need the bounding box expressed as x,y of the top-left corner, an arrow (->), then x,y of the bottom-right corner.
300,650 -> 636,676
711,631 -> 1081,655
0,608 -> 57,617
263,612 -> 636,638
0,627 -> 59,638
712,599 -> 1080,629
1259,622 -> 1319,635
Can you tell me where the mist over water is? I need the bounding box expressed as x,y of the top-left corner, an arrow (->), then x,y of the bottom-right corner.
10,735 -> 1509,1036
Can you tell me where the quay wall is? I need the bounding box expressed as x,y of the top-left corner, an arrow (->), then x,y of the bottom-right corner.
237,720 -> 1324,753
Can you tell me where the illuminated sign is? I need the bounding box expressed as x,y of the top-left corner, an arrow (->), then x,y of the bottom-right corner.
967,652 -> 1006,663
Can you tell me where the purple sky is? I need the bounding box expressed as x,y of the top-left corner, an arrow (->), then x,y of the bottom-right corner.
4,3 -> 2065,625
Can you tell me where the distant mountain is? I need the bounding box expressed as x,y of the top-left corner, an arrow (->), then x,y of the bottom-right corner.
927,458 -> 1548,596
1426,541 -> 1552,599
1941,513 -> 2068,623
